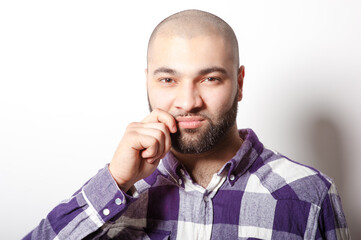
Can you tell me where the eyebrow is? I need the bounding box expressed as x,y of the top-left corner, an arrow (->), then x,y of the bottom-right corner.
152,66 -> 228,76
198,67 -> 228,76
153,67 -> 178,76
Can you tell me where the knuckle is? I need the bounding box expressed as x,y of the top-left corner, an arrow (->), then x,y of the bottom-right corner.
159,122 -> 167,131
156,122 -> 168,134
147,148 -> 156,156
155,130 -> 164,140
127,122 -> 139,129
150,146 -> 159,156
166,137 -> 171,147
150,137 -> 159,147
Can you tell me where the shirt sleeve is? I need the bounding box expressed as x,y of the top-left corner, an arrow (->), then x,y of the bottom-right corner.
316,181 -> 351,240
22,165 -> 136,240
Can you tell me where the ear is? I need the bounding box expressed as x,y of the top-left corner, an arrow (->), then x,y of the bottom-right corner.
237,65 -> 245,101
145,68 -> 149,86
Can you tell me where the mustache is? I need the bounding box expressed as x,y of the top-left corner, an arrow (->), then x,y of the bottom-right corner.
171,112 -> 212,122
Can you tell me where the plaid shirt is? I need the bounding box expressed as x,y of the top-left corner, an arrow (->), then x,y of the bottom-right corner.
24,129 -> 350,239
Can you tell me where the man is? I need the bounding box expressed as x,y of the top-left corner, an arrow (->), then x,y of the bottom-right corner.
24,9 -> 349,239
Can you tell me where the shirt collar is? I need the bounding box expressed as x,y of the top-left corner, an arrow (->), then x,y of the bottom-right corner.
219,128 -> 264,185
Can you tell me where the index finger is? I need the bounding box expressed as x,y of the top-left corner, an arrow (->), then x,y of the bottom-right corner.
142,108 -> 177,133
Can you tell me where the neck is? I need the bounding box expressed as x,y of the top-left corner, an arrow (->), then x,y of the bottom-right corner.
171,125 -> 242,188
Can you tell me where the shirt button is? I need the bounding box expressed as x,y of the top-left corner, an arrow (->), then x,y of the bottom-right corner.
115,198 -> 122,205
203,196 -> 210,202
178,178 -> 183,185
229,174 -> 235,181
103,208 -> 110,216
180,169 -> 185,175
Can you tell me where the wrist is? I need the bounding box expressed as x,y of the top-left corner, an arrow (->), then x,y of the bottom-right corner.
107,165 -> 134,192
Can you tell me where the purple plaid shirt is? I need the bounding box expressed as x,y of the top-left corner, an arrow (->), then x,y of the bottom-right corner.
24,129 -> 350,239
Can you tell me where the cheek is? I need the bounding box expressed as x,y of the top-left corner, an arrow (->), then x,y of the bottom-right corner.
202,85 -> 235,114
148,88 -> 174,111
206,95 -> 230,115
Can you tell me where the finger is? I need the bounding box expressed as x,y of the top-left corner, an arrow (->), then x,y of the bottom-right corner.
132,133 -> 160,159
126,122 -> 171,160
141,122 -> 172,154
135,128 -> 165,160
145,157 -> 161,164
142,108 -> 177,133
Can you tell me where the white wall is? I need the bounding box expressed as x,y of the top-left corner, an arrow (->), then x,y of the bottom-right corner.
0,0 -> 360,238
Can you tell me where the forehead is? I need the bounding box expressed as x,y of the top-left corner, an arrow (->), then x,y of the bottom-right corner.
148,34 -> 236,74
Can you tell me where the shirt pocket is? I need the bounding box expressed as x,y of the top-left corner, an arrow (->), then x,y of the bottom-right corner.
109,227 -> 171,240
145,229 -> 172,240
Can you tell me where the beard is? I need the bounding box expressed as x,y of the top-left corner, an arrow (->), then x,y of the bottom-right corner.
148,92 -> 238,154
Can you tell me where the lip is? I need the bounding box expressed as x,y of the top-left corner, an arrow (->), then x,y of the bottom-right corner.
176,116 -> 205,129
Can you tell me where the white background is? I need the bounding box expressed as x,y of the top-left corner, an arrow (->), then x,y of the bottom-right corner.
0,0 -> 360,239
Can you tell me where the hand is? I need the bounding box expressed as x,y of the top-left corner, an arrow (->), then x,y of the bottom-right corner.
109,109 -> 177,192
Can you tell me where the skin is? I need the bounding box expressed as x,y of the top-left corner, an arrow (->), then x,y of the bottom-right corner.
109,19 -> 245,191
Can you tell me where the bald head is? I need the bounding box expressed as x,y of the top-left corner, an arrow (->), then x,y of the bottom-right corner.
147,9 -> 239,69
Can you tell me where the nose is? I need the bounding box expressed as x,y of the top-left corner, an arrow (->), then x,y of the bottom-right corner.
174,81 -> 203,112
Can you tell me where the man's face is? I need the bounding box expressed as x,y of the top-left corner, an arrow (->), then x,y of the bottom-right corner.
147,34 -> 242,154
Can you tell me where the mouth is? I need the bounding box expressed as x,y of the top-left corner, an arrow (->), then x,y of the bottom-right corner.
175,116 -> 205,129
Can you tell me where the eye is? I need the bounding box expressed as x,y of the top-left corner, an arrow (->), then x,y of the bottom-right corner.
160,78 -> 174,84
204,77 -> 221,82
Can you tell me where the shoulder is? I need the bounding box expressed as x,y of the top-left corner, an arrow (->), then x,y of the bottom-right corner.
251,149 -> 333,206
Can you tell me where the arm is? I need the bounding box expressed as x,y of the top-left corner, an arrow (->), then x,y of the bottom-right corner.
23,109 -> 177,239
23,166 -> 133,240
316,182 -> 350,240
